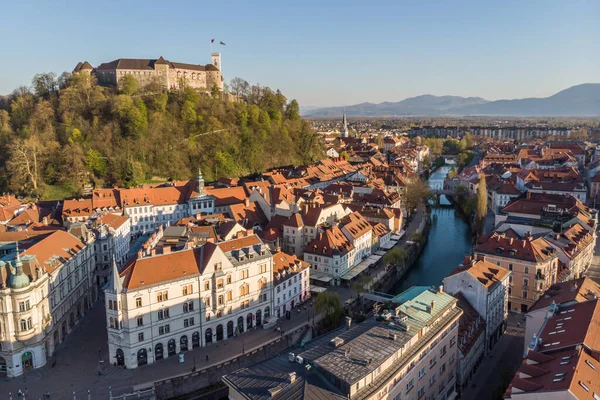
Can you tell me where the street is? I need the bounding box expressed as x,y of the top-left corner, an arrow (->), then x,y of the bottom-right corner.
459,313 -> 525,400
1,300 -> 319,399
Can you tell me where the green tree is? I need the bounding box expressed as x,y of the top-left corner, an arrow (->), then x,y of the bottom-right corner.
476,174 -> 488,233
405,177 -> 432,215
339,151 -> 350,160
351,275 -> 374,299
119,74 -> 139,96
315,291 -> 344,329
285,99 -> 300,121
85,149 -> 108,176
384,247 -> 408,268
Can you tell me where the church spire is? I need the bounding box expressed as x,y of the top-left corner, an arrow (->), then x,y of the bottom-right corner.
197,167 -> 205,196
340,112 -> 348,138
111,255 -> 122,294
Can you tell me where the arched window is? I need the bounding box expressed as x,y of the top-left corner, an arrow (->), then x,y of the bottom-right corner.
217,278 -> 224,289
227,290 -> 232,302
218,295 -> 224,305
109,300 -> 113,309
240,284 -> 249,296
205,297 -> 211,307
258,278 -> 267,290
191,73 -> 196,79
227,274 -> 232,284
109,317 -> 114,329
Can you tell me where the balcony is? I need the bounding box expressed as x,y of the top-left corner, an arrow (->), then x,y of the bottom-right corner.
15,327 -> 36,341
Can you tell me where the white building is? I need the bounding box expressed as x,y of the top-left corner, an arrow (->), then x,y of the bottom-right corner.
92,213 -> 131,286
105,234 -> 274,369
272,251 -> 310,318
340,212 -> 373,264
0,231 -> 95,377
443,255 -> 510,353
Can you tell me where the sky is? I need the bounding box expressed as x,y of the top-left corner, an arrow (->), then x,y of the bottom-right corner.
1,0 -> 598,107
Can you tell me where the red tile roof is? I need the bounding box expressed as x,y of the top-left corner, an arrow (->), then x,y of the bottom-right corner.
475,232 -> 557,263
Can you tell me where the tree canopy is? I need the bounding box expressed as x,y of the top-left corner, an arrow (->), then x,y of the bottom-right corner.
0,74 -> 324,199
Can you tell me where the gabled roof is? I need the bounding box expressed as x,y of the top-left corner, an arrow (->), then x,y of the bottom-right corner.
447,255 -> 510,289
474,232 -> 557,263
121,243 -> 218,290
529,277 -> 600,312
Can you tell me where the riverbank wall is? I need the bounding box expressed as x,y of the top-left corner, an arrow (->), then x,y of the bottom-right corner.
374,208 -> 432,294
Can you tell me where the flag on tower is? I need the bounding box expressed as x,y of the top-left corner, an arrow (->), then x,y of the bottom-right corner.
220,41 -> 226,45
211,38 -> 215,43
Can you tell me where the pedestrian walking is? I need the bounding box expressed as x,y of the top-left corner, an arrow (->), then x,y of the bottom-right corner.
206,354 -> 209,362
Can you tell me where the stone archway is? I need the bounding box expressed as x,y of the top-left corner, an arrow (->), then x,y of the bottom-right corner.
237,316 -> 244,333
256,309 -> 262,326
22,351 -> 34,371
180,335 -> 188,352
205,328 -> 213,344
137,349 -> 147,366
247,313 -> 253,329
216,325 -> 224,341
227,321 -> 234,338
192,332 -> 200,348
168,339 -> 176,356
116,348 -> 125,366
155,344 -> 163,361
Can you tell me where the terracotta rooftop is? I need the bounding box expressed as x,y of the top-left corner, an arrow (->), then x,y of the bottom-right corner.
529,278 -> 600,312
272,251 -> 309,284
475,232 -> 557,263
305,226 -> 354,257
448,255 -> 510,289
97,213 -> 129,230
121,243 -> 217,290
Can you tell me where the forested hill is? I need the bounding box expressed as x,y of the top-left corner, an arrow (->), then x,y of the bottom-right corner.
0,74 -> 324,199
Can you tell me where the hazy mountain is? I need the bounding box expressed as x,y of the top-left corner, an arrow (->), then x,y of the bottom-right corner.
305,84 -> 600,117
448,84 -> 600,116
306,95 -> 488,117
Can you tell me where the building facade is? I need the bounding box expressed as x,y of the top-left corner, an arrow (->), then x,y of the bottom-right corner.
105,235 -> 274,369
74,53 -> 223,91
0,231 -> 95,377
272,252 -> 310,318
443,256 -> 510,353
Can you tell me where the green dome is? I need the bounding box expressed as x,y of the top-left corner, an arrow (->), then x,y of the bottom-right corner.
8,269 -> 30,289
9,246 -> 30,289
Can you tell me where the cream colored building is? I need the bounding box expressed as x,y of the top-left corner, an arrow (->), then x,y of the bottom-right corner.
105,234 -> 274,369
0,231 -> 95,377
474,232 -> 559,313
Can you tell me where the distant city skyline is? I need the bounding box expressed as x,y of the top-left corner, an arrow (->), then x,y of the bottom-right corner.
1,0 -> 598,107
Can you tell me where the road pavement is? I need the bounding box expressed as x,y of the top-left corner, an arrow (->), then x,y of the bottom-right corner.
1,300 -> 319,399
459,313 -> 525,400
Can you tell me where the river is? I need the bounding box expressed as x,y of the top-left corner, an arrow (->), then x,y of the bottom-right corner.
389,166 -> 474,294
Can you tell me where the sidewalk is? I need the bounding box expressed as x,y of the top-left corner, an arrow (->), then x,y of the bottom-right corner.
1,301 -> 318,400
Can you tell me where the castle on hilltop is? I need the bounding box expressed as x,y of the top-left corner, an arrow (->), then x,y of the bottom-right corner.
73,53 -> 223,92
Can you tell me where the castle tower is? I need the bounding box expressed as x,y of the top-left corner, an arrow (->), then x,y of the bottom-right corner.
211,53 -> 221,71
340,112 -> 349,138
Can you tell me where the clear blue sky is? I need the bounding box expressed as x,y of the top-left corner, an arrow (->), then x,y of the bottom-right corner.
1,0 -> 598,107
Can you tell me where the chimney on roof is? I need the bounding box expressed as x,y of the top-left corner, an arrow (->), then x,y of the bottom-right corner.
288,372 -> 296,384
247,228 -> 254,235
236,231 -> 245,239
150,248 -> 156,256
162,246 -> 171,254
430,300 -> 435,313
346,316 -> 352,330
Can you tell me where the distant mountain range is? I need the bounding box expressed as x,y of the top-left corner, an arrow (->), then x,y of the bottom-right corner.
305,84 -> 600,117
